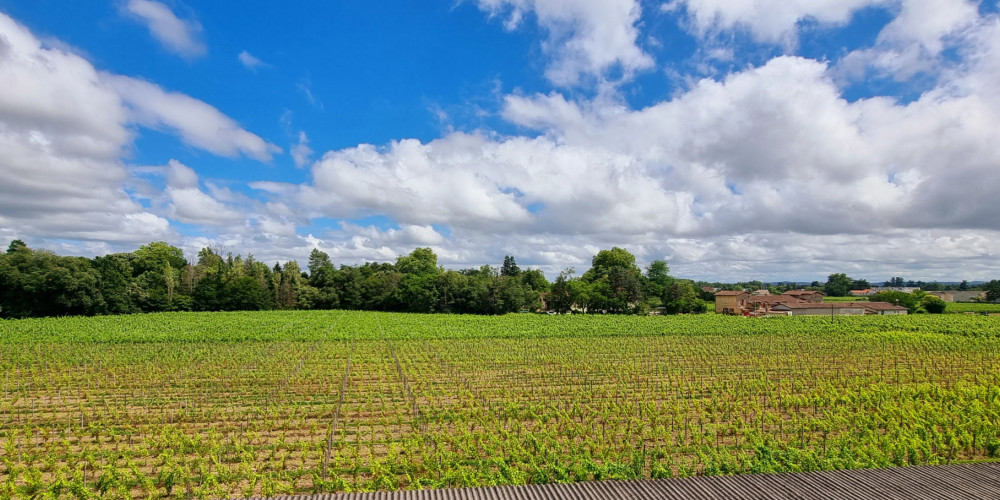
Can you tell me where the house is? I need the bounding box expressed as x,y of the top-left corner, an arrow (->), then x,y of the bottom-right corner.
861,302 -> 910,315
769,302 -> 869,316
928,291 -> 986,303
715,291 -> 814,315
850,289 -> 876,296
715,291 -> 750,314
716,290 -> 908,316
782,290 -> 825,303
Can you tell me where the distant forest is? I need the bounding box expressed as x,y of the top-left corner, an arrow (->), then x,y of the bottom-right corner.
4,240 -> 996,319
0,240 -> 713,319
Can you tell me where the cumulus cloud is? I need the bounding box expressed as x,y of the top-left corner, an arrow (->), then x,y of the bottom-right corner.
122,0 -> 206,59
477,0 -> 654,85
0,11 -> 170,243
104,74 -> 281,161
0,11 -> 279,251
837,0 -> 980,81
670,0 -> 876,45
164,160 -> 244,226
248,33 -> 1000,279
4,3 -> 1000,281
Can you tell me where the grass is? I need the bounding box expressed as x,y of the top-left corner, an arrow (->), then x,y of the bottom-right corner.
946,302 -> 1000,314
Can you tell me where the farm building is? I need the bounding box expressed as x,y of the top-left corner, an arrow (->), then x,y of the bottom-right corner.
715,291 -> 908,316
714,291 -> 749,314
861,302 -> 910,315
782,290 -> 825,303
927,290 -> 986,302
770,302 -> 869,316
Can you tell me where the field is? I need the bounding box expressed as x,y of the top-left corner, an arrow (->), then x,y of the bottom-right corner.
945,302 -> 1000,314
2,312 -> 1000,499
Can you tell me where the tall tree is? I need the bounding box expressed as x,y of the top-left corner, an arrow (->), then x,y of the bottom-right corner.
500,255 -> 521,277
583,247 -> 643,313
985,280 -> 1000,303
395,247 -> 439,276
824,273 -> 853,297
6,239 -> 27,253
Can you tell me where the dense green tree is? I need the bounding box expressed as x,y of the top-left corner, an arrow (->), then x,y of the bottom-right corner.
547,269 -> 576,313
222,275 -> 267,310
869,291 -> 920,313
501,255 -> 521,277
132,242 -> 187,276
397,274 -> 438,313
921,294 -> 947,314
824,273 -> 853,297
583,247 -> 644,313
6,239 -> 27,253
192,274 -> 224,311
985,280 -> 1000,303
307,248 -> 336,287
395,247 -> 439,276
662,280 -> 708,314
0,246 -> 104,317
644,259 -> 672,303
520,269 -> 549,292
92,253 -> 139,315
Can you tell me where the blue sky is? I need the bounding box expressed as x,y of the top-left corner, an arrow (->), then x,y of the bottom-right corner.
0,0 -> 998,282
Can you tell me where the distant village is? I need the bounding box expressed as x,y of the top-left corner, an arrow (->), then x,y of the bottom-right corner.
710,287 -> 988,317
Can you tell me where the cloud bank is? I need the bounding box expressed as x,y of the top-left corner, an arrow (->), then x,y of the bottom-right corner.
2,3 -> 999,282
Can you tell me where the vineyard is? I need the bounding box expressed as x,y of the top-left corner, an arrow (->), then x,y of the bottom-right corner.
1,312 -> 999,499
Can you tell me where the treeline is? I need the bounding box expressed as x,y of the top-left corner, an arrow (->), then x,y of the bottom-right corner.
704,274 -> 994,298
0,241 -> 709,319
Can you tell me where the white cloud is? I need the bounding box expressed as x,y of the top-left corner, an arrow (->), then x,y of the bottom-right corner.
837,0 -> 980,81
291,131 -> 313,167
238,50 -> 269,71
248,34 -> 1000,279
671,0 -> 877,45
0,11 -> 170,243
477,0 -> 654,85
122,0 -> 206,59
0,10 -> 280,251
162,160 -> 246,226
4,4 -> 1000,281
104,74 -> 281,161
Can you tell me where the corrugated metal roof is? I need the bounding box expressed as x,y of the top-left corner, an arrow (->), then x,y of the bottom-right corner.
245,463 -> 1000,500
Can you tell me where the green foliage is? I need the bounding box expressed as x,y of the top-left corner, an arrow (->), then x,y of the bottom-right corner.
0,247 -> 105,318
869,291 -> 921,313
395,247 -> 439,276
501,255 -> 520,277
985,280 -> 1000,303
132,242 -> 187,277
921,294 -> 947,314
582,247 -> 644,314
824,273 -> 853,297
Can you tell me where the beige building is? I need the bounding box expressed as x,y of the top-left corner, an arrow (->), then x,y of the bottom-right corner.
770,302 -> 869,316
715,291 -> 750,314
861,302 -> 910,315
928,291 -> 986,303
